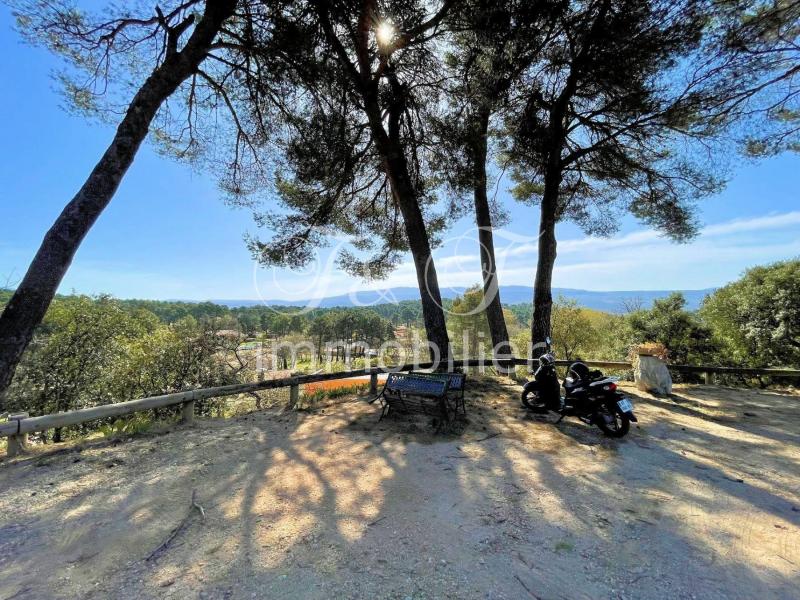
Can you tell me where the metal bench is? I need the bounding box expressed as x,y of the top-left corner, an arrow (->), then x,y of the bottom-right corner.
408,371 -> 466,416
369,372 -> 459,430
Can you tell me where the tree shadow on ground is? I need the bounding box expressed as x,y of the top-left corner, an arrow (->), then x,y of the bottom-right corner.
631,384 -> 800,448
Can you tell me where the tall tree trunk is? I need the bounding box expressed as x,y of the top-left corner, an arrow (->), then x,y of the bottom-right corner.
315,3 -> 451,365
0,0 -> 237,407
526,0 -> 613,359
362,91 -> 451,364
531,169 -> 561,356
470,109 -> 511,361
386,152 -> 451,363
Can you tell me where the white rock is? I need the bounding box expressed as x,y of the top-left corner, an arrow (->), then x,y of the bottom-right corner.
634,355 -> 672,395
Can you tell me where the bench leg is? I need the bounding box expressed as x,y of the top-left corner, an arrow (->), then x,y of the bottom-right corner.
378,401 -> 390,422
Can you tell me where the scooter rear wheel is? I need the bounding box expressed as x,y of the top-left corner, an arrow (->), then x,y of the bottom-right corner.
521,381 -> 549,412
594,403 -> 630,437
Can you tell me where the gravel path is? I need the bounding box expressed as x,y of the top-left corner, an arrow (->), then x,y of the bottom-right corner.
1,378 -> 798,599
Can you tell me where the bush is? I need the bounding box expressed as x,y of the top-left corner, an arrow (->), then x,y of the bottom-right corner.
7,296 -> 250,442
626,293 -> 717,365
701,259 -> 800,368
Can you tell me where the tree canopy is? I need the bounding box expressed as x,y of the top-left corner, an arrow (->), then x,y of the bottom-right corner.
2,0 -> 800,401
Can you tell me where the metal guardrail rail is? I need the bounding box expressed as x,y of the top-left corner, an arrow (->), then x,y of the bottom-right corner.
2,357 -> 798,457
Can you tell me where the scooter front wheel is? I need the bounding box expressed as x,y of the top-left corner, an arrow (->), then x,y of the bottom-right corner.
521,381 -> 549,412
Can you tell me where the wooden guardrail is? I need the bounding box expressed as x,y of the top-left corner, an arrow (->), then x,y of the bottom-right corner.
553,360 -> 631,370
2,358 -> 798,457
0,360 -> 470,457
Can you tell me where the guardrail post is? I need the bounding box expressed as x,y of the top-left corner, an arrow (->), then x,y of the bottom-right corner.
704,371 -> 715,385
369,372 -> 378,395
287,381 -> 300,411
181,399 -> 195,424
6,413 -> 29,458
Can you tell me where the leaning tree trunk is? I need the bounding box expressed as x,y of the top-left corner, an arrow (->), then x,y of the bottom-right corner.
471,109 -> 512,363
362,89 -> 451,364
0,0 -> 238,408
315,4 -> 451,366
531,170 -> 561,358
386,152 -> 451,364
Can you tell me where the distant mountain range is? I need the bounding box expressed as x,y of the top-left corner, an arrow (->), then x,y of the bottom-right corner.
210,286 -> 715,313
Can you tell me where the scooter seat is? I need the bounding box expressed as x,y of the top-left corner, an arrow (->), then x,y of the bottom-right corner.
589,377 -> 615,387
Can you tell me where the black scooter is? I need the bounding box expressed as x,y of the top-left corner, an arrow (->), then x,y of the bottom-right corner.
521,337 -> 637,437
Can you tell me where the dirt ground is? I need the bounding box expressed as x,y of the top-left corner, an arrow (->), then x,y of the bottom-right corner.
1,378 -> 799,600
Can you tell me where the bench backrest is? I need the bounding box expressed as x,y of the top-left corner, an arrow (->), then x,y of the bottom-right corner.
385,372 -> 449,397
408,371 -> 465,391
447,372 -> 465,391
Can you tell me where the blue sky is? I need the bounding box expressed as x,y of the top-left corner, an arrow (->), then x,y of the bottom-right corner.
1,7 -> 799,302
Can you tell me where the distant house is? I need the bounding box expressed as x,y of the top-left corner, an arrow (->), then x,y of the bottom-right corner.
215,329 -> 241,338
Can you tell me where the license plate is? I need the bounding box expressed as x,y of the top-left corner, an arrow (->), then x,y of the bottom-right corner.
617,398 -> 633,413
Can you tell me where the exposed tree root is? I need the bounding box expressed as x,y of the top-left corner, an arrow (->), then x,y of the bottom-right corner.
145,489 -> 205,563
